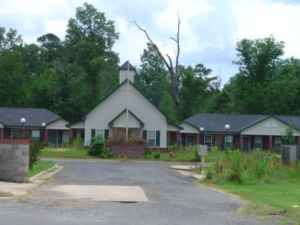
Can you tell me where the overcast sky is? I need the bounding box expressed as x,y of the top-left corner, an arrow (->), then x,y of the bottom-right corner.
0,0 -> 299,84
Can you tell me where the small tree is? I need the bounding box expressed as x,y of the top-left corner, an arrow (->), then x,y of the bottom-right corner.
88,136 -> 106,156
282,125 -> 294,145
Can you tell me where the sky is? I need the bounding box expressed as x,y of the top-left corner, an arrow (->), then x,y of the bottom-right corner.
0,0 -> 299,84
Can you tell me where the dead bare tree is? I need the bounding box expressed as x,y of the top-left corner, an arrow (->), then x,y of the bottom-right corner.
134,16 -> 181,117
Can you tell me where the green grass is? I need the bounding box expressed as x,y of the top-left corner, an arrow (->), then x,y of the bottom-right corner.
216,181 -> 300,224
28,160 -> 55,178
41,148 -> 93,159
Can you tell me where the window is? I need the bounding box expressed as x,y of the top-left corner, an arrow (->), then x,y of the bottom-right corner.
204,135 -> 212,148
147,130 -> 156,147
95,129 -> 105,138
11,129 -> 20,139
31,130 -> 40,141
254,136 -> 262,149
274,136 -> 282,150
225,135 -> 233,148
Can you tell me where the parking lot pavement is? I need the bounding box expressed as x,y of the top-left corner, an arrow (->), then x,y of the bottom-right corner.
0,160 -> 274,225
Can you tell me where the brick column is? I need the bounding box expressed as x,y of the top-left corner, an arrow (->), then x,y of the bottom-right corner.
268,136 -> 273,150
0,128 -> 4,140
196,133 -> 200,145
297,136 -> 300,145
69,129 -> 73,144
239,135 -> 243,150
167,131 -> 171,145
44,129 -> 48,145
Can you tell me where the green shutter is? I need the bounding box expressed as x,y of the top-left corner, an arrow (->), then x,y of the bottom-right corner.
143,130 -> 147,141
156,130 -> 160,147
91,129 -> 95,139
105,129 -> 109,139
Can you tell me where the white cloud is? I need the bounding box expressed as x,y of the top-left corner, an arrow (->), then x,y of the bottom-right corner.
113,17 -> 148,65
152,0 -> 216,57
44,19 -> 68,39
230,0 -> 300,58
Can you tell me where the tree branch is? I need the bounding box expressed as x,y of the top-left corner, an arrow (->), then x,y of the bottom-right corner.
175,14 -> 180,78
133,21 -> 172,70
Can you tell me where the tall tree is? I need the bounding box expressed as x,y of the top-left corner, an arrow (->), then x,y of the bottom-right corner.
135,16 -> 181,116
179,64 -> 220,119
65,2 -> 120,107
135,43 -> 169,107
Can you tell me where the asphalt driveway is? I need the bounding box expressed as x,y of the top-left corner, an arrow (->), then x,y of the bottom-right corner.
0,159 -> 273,225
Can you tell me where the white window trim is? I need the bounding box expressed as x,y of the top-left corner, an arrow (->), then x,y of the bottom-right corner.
254,136 -> 262,149
204,135 -> 212,147
147,130 -> 156,147
225,135 -> 233,148
95,129 -> 105,138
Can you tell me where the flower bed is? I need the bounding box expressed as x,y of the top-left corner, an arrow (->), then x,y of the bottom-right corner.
109,143 -> 146,158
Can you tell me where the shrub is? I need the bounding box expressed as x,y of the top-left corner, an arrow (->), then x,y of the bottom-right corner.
144,149 -> 153,159
88,136 -> 106,156
99,149 -> 114,158
73,138 -> 83,150
29,141 -> 44,168
153,152 -> 161,159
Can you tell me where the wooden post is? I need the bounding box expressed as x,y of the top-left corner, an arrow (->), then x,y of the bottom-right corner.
268,136 -> 273,150
239,135 -> 243,150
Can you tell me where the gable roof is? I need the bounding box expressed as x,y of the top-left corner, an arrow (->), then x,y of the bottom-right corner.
0,107 -> 61,127
184,113 -> 268,133
85,79 -> 168,122
275,115 -> 300,131
108,108 -> 144,128
119,61 -> 135,71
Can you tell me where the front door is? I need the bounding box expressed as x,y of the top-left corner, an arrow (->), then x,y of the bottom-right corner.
187,135 -> 195,146
243,136 -> 250,152
49,131 -> 58,147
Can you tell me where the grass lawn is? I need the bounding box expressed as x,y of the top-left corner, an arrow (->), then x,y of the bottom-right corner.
41,148 -> 93,159
28,160 -> 55,178
216,181 -> 300,224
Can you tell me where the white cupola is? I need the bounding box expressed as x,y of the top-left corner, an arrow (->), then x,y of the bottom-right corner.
119,61 -> 135,84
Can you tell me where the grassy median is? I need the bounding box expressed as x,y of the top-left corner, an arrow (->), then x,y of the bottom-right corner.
28,160 -> 55,178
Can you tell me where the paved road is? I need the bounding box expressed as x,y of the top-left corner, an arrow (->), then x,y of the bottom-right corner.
0,159 -> 272,225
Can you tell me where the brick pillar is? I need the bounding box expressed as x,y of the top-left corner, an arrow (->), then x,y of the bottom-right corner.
176,132 -> 181,145
239,135 -> 243,150
297,136 -> 300,145
268,136 -> 273,150
44,129 -> 48,145
69,129 -> 73,144
166,131 -> 170,145
196,133 -> 200,145
0,128 -> 4,140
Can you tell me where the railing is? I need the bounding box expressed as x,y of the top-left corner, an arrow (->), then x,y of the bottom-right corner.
0,139 -> 30,145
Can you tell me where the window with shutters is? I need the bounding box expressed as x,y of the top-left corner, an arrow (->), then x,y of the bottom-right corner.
274,136 -> 282,150
147,130 -> 156,147
31,130 -> 40,141
95,129 -> 105,138
254,136 -> 262,149
225,135 -> 233,148
204,135 -> 212,148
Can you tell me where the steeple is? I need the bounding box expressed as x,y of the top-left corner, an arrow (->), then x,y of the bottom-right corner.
119,61 -> 135,84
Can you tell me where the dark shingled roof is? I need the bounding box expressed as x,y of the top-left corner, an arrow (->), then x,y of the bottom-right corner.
119,61 -> 135,71
275,115 -> 300,131
184,113 -> 268,132
0,107 -> 61,127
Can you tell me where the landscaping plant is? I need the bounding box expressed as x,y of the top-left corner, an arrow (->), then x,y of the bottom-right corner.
29,141 -> 44,168
88,136 -> 106,156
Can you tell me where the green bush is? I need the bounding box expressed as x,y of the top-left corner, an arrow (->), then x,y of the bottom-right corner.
88,136 -> 106,156
29,141 -> 44,169
99,149 -> 114,158
73,138 -> 83,150
153,152 -> 161,159
144,149 -> 153,159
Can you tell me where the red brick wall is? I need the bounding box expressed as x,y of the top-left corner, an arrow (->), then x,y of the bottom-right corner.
0,128 -> 4,140
215,134 -> 222,147
109,143 -> 146,158
0,139 -> 29,145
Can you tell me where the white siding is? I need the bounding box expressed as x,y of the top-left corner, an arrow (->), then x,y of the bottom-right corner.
167,124 -> 180,131
84,82 -> 167,147
178,122 -> 199,133
70,121 -> 85,129
112,111 -> 140,128
241,117 -> 300,136
119,70 -> 134,84
0,122 -> 3,128
46,119 -> 69,130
